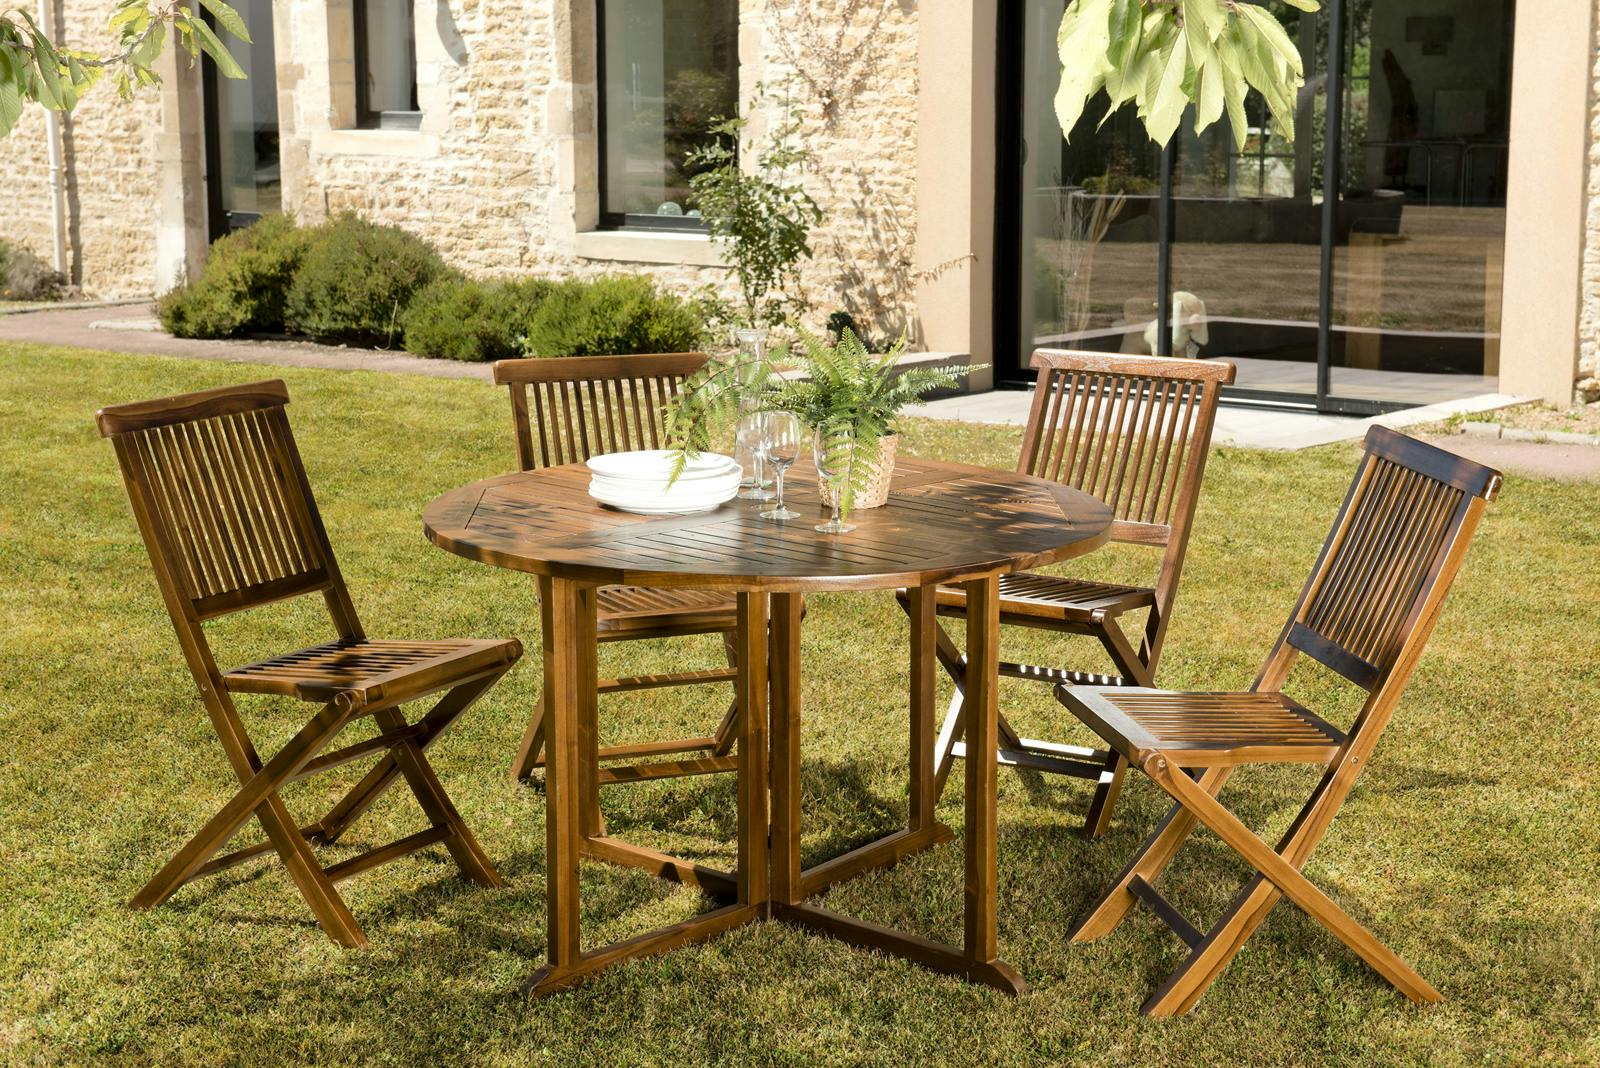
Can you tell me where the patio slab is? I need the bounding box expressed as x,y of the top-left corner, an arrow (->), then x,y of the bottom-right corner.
903,383 -> 1528,451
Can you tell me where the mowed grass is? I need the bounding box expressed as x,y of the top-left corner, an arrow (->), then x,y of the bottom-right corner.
1,343 -> 1596,1066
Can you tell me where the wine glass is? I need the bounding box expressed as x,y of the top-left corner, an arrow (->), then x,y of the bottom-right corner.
813,428 -> 857,534
736,406 -> 774,501
759,413 -> 802,521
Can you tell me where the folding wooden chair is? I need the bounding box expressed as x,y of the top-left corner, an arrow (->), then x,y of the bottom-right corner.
899,349 -> 1235,837
494,354 -> 754,788
97,380 -> 522,948
1057,426 -> 1500,1015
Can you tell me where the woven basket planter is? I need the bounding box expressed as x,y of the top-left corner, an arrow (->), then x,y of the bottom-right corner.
816,433 -> 898,511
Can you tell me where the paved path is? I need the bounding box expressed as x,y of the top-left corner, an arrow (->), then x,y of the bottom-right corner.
905,383 -> 1528,451
1423,436 -> 1600,482
0,303 -> 493,381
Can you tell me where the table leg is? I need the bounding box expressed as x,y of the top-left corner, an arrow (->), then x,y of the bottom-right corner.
962,575 -> 1025,993
735,592 -> 771,913
908,582 -> 937,834
575,585 -> 605,840
538,576 -> 581,976
770,592 -> 803,907
526,578 -> 762,998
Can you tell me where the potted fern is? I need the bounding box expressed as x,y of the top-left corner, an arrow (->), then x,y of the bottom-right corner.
667,326 -> 981,525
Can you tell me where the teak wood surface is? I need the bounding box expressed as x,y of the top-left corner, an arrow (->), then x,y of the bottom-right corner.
96,379 -> 522,947
1057,426 -> 1501,1014
901,348 -> 1236,840
424,456 -> 1115,994
491,353 -> 747,788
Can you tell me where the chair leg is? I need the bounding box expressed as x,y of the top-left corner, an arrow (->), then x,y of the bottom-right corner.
1075,620 -> 1155,838
369,704 -> 504,887
316,673 -> 502,845
509,688 -> 547,783
1079,752 -> 1128,840
710,629 -> 740,758
260,791 -> 368,947
1069,765 -> 1232,943
132,700 -> 353,910
1140,759 -> 1440,1016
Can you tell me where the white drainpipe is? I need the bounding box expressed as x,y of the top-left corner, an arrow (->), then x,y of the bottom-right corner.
40,0 -> 69,277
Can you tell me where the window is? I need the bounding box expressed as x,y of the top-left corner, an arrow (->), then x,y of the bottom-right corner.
599,0 -> 738,230
354,0 -> 420,130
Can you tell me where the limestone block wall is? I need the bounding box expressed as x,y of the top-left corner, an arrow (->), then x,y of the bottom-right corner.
0,7 -> 162,298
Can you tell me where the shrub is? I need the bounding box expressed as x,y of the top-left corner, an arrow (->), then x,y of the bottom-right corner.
401,276 -> 553,362
0,238 -> 66,301
156,214 -> 309,338
285,213 -> 453,347
521,275 -> 707,358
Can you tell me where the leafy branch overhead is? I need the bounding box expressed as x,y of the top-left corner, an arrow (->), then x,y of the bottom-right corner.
0,0 -> 250,139
1055,0 -> 1318,148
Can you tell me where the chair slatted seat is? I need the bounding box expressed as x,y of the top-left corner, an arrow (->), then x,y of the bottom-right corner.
901,349 -> 1235,837
98,379 -> 522,948
1056,426 -> 1500,1015
493,354 -> 759,793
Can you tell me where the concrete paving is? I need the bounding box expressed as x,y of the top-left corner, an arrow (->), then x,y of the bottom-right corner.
904,379 -> 1528,451
0,302 -> 493,381
1422,436 -> 1600,481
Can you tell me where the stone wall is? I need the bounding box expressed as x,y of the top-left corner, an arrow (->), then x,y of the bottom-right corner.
0,5 -> 162,298
1577,0 -> 1600,401
0,0 -> 923,336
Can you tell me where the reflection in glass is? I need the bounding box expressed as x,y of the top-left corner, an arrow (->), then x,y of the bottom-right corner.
1020,0 -> 1160,358
601,0 -> 737,224
359,0 -> 418,121
1168,3 -> 1325,393
211,0 -> 279,226
1330,0 -> 1511,404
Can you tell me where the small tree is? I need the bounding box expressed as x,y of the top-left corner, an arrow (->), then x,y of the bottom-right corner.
0,0 -> 248,138
686,91 -> 823,332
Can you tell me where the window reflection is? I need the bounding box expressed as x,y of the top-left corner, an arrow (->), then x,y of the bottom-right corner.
601,0 -> 738,226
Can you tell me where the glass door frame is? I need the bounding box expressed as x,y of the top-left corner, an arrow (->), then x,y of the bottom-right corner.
994,0 -> 1405,416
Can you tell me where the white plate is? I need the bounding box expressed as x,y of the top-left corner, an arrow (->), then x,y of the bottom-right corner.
586,450 -> 738,483
590,486 -> 739,515
589,471 -> 741,501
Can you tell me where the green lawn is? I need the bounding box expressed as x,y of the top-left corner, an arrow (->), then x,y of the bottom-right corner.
2,343 -> 1596,1066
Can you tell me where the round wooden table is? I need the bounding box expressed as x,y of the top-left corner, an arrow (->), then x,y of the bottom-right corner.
425,455 -> 1114,996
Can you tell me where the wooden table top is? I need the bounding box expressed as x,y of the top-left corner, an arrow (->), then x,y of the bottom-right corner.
423,456 -> 1114,593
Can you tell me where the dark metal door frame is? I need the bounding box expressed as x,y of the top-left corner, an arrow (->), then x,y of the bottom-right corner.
993,0 -> 1403,415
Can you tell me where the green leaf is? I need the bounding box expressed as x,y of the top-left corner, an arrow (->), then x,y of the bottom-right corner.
188,16 -> 244,78
0,67 -> 22,137
1055,0 -> 1115,140
199,0 -> 251,44
1144,33 -> 1189,147
1219,60 -> 1249,148
130,20 -> 166,68
1236,3 -> 1303,77
1194,52 -> 1224,135
1181,0 -> 1223,69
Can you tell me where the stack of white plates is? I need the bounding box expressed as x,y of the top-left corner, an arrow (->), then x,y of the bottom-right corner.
587,450 -> 741,514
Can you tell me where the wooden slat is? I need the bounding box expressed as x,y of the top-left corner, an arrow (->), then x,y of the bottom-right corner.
322,825 -> 453,884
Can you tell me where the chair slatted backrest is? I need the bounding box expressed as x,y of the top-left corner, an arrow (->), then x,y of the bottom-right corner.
493,353 -> 710,470
1266,425 -> 1502,695
1019,350 -> 1236,541
1017,349 -> 1237,666
96,380 -> 359,634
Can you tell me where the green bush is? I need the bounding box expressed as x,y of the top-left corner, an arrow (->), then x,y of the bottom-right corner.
401,276 -> 553,362
156,214 -> 308,338
285,213 -> 453,347
520,275 -> 706,357
0,237 -> 66,301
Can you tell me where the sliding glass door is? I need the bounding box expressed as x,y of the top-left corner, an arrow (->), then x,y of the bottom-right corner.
1000,0 -> 1514,413
201,0 -> 280,238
